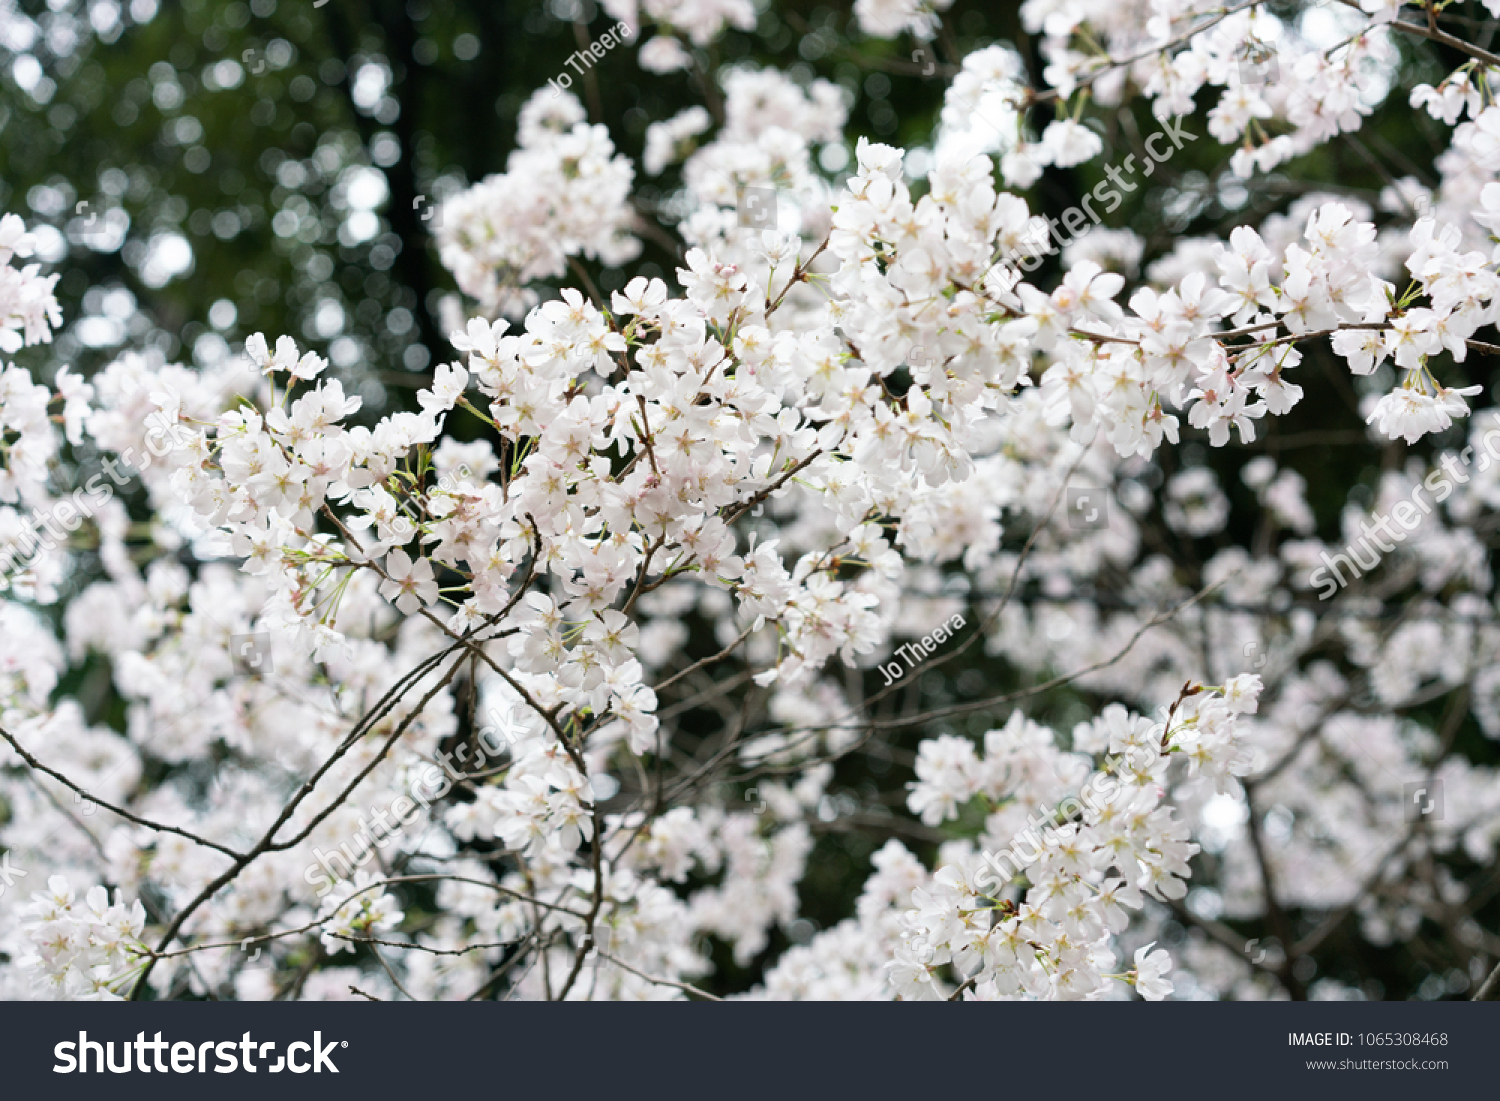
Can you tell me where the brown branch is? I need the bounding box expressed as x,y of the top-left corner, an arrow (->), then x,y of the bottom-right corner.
0,725 -> 242,860
1474,959 -> 1500,1001
595,949 -> 723,1001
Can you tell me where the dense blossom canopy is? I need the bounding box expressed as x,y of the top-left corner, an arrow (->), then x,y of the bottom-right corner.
1,0 -> 1499,1002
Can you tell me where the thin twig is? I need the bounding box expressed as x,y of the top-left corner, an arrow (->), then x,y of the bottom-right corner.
595,949 -> 723,1001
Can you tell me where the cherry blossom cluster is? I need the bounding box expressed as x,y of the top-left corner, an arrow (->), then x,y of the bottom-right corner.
890,680 -> 1259,1000
435,94 -> 641,318
17,876 -> 149,1000
0,213 -> 61,355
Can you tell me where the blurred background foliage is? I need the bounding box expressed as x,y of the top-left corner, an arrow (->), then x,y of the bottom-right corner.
1,0 -> 1495,999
